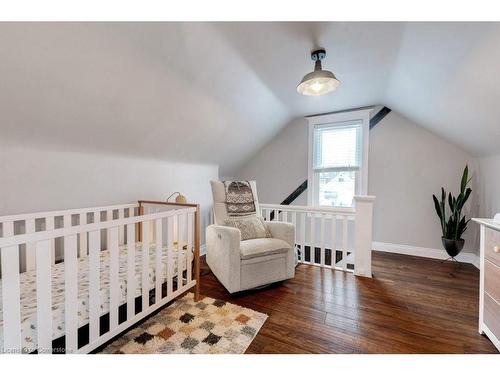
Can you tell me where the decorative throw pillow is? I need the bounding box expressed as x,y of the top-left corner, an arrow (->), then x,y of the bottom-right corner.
224,216 -> 271,241
223,180 -> 256,217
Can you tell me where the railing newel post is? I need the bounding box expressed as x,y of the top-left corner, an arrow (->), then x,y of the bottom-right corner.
353,195 -> 376,278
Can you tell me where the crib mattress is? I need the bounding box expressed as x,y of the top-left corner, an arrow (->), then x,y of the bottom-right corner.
0,242 -> 191,352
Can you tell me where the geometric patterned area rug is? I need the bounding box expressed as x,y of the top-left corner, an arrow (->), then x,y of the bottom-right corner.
99,293 -> 267,354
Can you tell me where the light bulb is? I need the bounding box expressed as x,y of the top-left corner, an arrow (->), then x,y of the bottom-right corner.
311,81 -> 323,92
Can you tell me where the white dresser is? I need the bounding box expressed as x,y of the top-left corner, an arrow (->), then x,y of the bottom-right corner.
474,218 -> 500,351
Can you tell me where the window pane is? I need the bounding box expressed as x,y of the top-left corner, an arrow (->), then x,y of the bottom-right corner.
318,170 -> 356,207
313,121 -> 361,169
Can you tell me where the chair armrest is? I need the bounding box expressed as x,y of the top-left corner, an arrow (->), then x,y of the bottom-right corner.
266,221 -> 295,247
206,224 -> 241,252
205,225 -> 241,292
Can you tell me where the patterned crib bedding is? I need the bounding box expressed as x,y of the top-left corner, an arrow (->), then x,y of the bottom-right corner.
0,242 -> 191,352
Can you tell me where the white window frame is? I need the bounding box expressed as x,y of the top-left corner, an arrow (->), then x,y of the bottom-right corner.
307,109 -> 371,207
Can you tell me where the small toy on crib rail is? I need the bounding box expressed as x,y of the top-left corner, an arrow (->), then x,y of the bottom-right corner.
167,192 -> 187,204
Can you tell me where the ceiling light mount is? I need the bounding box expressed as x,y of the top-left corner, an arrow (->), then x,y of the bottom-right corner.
297,48 -> 340,96
311,49 -> 326,62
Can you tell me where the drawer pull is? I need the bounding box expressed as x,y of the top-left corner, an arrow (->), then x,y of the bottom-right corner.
494,246 -> 500,253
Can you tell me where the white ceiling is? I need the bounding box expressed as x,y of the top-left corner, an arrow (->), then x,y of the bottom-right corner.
1,22 -> 500,175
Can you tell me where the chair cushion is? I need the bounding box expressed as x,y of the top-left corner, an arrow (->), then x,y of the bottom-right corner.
240,238 -> 291,260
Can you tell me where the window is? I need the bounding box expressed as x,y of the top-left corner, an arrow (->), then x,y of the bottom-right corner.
307,110 -> 370,208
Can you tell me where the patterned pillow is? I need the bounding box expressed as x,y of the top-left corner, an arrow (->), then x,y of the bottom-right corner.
224,216 -> 271,241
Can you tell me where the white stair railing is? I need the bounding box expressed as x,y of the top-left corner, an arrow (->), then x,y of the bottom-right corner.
260,195 -> 375,277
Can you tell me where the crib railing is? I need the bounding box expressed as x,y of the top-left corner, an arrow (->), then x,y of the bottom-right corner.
0,203 -> 138,272
0,202 -> 200,354
260,195 -> 375,277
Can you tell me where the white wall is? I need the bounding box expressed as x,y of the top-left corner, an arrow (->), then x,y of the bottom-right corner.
235,117 -> 309,206
369,111 -> 477,253
0,143 -> 218,244
236,110 -> 478,254
478,154 -> 500,218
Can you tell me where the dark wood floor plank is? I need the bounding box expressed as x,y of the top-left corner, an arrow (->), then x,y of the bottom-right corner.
199,251 -> 498,354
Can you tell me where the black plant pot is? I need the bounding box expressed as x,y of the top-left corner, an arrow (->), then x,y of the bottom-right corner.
441,237 -> 465,258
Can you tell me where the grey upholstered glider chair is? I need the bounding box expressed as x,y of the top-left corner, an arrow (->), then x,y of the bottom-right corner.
206,180 -> 296,293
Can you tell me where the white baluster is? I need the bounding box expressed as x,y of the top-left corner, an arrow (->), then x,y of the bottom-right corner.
310,213 -> 315,264
331,214 -> 337,268
291,211 -> 297,246
342,215 -> 348,271
320,213 -> 325,267
300,212 -> 306,263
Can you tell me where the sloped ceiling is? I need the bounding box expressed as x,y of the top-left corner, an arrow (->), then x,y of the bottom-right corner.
1,22 -> 499,176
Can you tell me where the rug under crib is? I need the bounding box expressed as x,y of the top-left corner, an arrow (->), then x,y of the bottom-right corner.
99,293 -> 267,354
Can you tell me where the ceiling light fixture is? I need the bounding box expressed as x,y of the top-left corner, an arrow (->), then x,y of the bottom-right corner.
297,48 -> 340,96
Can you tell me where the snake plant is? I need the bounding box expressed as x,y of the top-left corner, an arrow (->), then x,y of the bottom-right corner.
432,165 -> 472,240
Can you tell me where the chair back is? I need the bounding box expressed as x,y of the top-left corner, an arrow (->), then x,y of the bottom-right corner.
210,180 -> 261,225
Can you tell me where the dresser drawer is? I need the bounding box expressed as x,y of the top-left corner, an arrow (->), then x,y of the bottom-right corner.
484,293 -> 500,341
485,227 -> 500,267
485,260 -> 500,303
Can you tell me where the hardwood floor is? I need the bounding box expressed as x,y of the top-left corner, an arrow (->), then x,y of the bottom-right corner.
199,251 -> 498,354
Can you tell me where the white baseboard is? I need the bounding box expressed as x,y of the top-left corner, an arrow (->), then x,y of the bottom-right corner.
372,241 -> 480,269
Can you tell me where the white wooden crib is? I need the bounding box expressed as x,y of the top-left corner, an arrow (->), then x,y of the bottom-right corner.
0,200 -> 200,354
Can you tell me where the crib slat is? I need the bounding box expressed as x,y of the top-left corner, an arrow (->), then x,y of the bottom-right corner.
167,216 -> 174,295
106,210 -> 113,251
64,234 -> 78,353
1,225 -> 21,352
109,226 -> 119,329
45,217 -> 55,265
25,218 -> 36,271
118,209 -> 125,246
265,209 -> 270,222
331,214 -> 337,267
177,214 -> 184,290
155,218 -> 163,304
141,220 -> 150,311
88,230 -> 101,342
63,214 -> 71,228
79,213 -> 88,258
186,213 -> 193,283
36,239 -> 52,353
320,213 -> 325,267
126,224 -> 136,320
